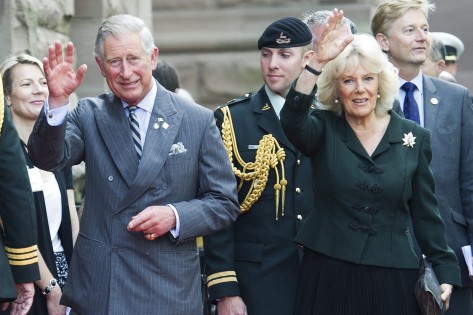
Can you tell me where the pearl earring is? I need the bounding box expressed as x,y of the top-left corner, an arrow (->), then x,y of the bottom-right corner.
334,98 -> 339,104
377,93 -> 381,99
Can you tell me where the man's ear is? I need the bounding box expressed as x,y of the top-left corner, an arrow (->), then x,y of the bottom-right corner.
375,33 -> 390,52
437,59 -> 446,76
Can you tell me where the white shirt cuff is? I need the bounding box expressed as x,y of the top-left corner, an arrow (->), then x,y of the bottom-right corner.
44,98 -> 69,126
167,204 -> 180,238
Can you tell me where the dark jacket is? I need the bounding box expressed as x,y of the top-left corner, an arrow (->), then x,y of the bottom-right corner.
0,102 -> 39,302
21,145 -> 74,315
280,86 -> 461,287
204,86 -> 315,315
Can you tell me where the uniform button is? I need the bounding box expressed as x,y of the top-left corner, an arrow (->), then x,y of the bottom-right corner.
295,187 -> 301,193
296,159 -> 301,165
162,183 -> 168,190
145,250 -> 151,256
112,248 -> 118,253
297,214 -> 303,220
108,176 -> 113,181
113,215 -> 118,220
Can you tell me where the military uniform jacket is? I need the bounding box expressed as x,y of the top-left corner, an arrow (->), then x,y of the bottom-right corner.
0,103 -> 39,302
204,86 -> 315,315
280,87 -> 461,287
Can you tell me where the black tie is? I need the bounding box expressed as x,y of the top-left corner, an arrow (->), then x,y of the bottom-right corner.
401,82 -> 420,124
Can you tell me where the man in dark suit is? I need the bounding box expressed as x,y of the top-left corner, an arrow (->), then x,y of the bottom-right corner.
0,79 -> 39,314
203,17 -> 315,315
27,14 -> 239,314
372,1 -> 473,314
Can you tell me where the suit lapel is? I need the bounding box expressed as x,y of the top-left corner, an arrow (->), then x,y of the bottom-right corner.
117,85 -> 183,212
95,94 -> 139,187
422,75 -> 440,131
255,89 -> 296,153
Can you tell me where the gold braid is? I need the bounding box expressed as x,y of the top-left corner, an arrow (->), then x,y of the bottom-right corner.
0,76 -> 4,135
220,106 -> 287,220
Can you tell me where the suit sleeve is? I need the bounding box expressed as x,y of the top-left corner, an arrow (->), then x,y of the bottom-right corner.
459,90 -> 473,245
203,108 -> 241,302
0,103 -> 39,283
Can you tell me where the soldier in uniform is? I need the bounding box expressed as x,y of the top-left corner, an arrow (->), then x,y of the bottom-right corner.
0,76 -> 39,314
203,17 -> 315,315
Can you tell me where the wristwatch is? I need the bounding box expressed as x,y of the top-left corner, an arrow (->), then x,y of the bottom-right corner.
41,278 -> 58,295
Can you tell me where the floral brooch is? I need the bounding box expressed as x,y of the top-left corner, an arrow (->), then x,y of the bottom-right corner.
402,132 -> 416,148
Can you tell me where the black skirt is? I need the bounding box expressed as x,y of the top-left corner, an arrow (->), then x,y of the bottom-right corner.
295,250 -> 421,315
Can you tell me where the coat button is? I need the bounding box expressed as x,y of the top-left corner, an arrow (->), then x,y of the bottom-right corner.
297,214 -> 303,220
295,188 -> 301,193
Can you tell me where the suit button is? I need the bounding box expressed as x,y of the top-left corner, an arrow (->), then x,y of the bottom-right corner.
108,176 -> 113,181
297,214 -> 303,220
295,187 -> 301,193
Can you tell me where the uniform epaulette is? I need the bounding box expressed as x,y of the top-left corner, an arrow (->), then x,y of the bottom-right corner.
226,93 -> 252,106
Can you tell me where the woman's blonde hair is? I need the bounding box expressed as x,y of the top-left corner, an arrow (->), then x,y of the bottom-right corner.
316,34 -> 399,117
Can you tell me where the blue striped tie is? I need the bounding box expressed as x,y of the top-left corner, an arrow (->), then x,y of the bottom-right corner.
128,106 -> 142,159
401,82 -> 420,124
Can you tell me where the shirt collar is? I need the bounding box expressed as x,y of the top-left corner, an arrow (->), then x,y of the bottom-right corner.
121,79 -> 157,113
264,85 -> 286,119
399,70 -> 424,96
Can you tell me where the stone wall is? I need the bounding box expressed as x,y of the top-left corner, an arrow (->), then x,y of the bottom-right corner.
0,0 -> 372,109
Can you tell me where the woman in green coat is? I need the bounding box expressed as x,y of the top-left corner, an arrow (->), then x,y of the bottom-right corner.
280,10 -> 461,314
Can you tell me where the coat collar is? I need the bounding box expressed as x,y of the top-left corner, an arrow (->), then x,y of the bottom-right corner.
336,111 -> 405,161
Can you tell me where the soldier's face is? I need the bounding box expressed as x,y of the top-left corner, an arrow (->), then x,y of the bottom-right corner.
260,46 -> 310,98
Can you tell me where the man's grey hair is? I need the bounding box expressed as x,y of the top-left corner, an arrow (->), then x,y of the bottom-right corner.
94,14 -> 155,62
302,10 -> 358,35
428,34 -> 446,62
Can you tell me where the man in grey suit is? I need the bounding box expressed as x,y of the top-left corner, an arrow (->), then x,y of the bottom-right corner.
372,1 -> 473,314
27,14 -> 239,315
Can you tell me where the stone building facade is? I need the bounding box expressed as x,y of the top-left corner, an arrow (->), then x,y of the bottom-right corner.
4,0 -> 471,109
0,0 -> 377,109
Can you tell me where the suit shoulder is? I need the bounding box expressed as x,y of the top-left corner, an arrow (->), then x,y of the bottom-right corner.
428,76 -> 470,94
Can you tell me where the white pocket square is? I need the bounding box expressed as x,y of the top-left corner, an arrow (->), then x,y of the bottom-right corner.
169,142 -> 187,156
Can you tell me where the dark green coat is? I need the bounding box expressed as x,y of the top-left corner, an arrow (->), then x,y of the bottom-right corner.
280,87 -> 461,287
0,102 -> 39,302
204,87 -> 315,315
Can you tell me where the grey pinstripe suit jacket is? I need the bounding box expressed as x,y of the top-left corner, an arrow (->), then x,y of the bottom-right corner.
28,81 -> 239,314
421,75 -> 473,288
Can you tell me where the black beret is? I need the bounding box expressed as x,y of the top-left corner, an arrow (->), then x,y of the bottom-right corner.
258,17 -> 312,50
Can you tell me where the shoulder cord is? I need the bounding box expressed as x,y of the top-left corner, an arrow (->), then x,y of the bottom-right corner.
0,76 -> 4,135
220,106 -> 287,220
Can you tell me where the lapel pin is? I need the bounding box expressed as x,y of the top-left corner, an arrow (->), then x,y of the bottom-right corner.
262,104 -> 270,110
158,118 -> 164,122
162,122 -> 169,129
430,97 -> 438,105
153,123 -> 160,129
